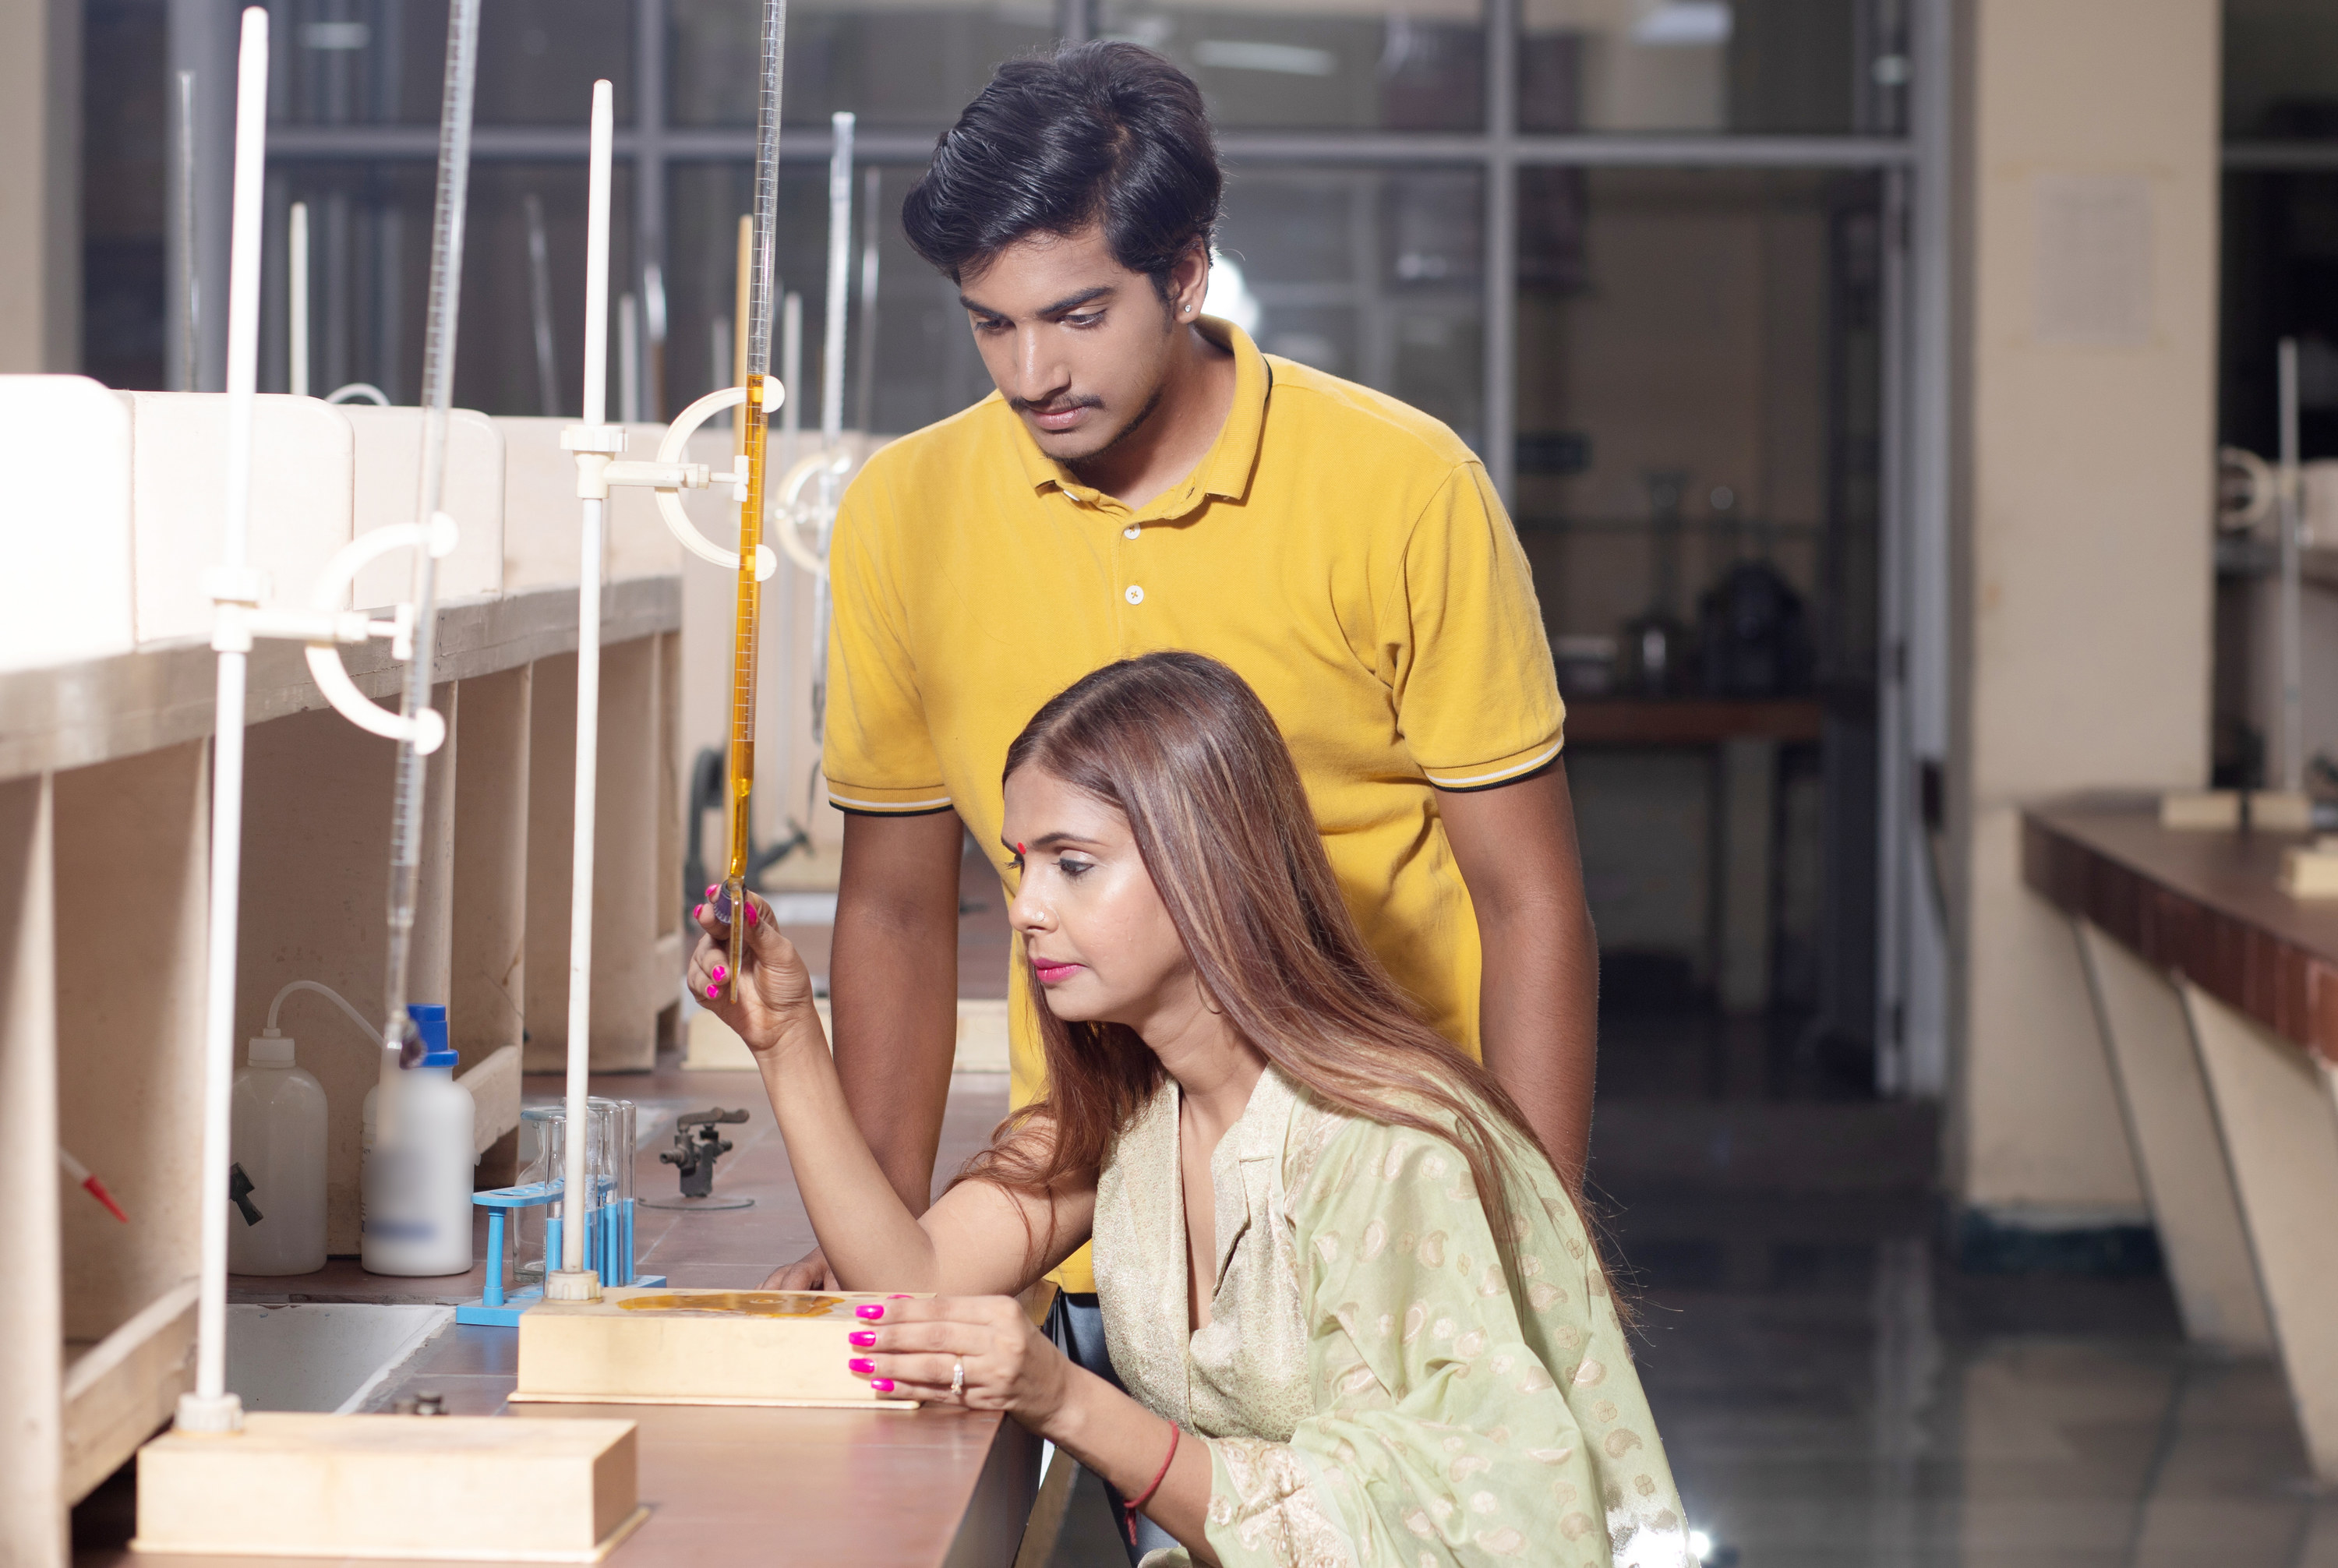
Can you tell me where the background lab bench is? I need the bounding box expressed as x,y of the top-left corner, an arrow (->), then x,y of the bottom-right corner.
2024,797 -> 2338,1484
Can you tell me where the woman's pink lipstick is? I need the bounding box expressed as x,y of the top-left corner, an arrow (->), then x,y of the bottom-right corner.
1033,958 -> 1084,986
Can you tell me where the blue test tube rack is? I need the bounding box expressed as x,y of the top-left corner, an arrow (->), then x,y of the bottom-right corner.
454,1178 -> 661,1326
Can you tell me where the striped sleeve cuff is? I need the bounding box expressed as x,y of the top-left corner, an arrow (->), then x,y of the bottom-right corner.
1420,732 -> 1566,792
823,780 -> 956,815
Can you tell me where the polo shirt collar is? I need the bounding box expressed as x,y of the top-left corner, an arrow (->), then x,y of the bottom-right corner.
1005,315 -> 1270,517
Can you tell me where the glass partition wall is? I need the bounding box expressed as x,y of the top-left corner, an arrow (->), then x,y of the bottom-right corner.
116,0 -> 1934,1090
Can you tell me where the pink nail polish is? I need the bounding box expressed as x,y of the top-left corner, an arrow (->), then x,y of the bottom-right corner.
849,1330 -> 876,1347
870,1379 -> 895,1393
712,964 -> 727,983
848,1358 -> 875,1375
706,884 -> 717,898
746,902 -> 758,925
706,983 -> 721,999
856,1305 -> 885,1320
888,1293 -> 910,1299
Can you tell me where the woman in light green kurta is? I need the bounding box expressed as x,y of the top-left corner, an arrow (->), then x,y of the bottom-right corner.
1096,1068 -> 1681,1566
691,653 -> 1686,1568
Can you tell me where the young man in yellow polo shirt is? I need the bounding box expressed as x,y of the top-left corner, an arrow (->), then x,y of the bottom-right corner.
771,44 -> 1596,1317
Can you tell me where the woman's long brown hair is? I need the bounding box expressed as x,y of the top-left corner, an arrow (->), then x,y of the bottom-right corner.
960,651 -> 1572,1281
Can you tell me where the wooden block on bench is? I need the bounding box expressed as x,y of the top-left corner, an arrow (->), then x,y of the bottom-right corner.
134,1411 -> 642,1561
513,1287 -> 923,1408
2280,842 -> 2338,899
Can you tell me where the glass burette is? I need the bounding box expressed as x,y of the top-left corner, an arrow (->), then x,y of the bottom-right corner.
725,0 -> 786,998
379,0 -> 479,1081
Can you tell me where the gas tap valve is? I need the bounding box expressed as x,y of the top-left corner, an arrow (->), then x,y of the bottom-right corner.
658,1107 -> 749,1199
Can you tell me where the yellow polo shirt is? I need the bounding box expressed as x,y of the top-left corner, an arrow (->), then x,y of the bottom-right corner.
823,318 -> 1563,1290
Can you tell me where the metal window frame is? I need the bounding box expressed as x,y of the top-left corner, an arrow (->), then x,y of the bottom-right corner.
183,0 -> 1949,1092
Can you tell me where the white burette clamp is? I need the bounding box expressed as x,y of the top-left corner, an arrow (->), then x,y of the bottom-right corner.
623,377 -> 784,581
773,447 -> 852,580
205,510 -> 463,754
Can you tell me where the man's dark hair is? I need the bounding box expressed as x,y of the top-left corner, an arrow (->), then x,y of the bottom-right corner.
901,42 -> 1220,298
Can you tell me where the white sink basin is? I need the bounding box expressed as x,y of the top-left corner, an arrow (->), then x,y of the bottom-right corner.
225,1302 -> 452,1414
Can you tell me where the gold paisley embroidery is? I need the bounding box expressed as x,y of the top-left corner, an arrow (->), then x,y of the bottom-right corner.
1361,1220 -> 1387,1261
1213,1437 -> 1354,1568
1573,1358 -> 1606,1387
1467,1490 -> 1500,1515
1528,1281 -> 1564,1312
1416,1231 -> 1446,1267
1604,1429 -> 1644,1458
1560,1512 -> 1597,1541
1515,1365 -> 1557,1394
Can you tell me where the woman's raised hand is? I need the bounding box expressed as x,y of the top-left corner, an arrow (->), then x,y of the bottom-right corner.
842,1296 -> 1073,1425
689,887 -> 824,1060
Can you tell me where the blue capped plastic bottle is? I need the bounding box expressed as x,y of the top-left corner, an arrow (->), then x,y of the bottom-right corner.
359,1005 -> 478,1277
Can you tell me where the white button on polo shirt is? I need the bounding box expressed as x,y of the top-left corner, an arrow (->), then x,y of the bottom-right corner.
1123,524 -> 1141,539
1125,585 -> 1144,605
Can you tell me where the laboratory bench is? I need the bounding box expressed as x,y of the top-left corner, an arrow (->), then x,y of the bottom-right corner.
72,1063 -> 1049,1566
2022,796 -> 2338,1484
1563,694 -> 1831,1015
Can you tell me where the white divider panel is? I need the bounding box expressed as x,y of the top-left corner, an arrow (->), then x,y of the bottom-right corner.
2071,920 -> 2273,1351
494,417 -> 692,592
2180,980 -> 2338,1485
0,775 -> 62,1564
0,376 -> 133,672
339,405 -> 506,608
118,392 -> 354,645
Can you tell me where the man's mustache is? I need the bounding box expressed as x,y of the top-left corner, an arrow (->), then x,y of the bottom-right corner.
1011,394 -> 1104,416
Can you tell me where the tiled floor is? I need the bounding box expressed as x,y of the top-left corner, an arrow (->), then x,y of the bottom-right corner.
1584,1005 -> 2338,1568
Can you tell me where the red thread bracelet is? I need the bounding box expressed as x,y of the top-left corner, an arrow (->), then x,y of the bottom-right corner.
1121,1423 -> 1181,1545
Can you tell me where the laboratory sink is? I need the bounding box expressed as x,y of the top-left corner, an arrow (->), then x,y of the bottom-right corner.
224,1301 -> 453,1414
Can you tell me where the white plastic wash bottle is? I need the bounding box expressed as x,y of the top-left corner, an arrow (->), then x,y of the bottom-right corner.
360,1004 -> 477,1276
228,1033 -> 328,1274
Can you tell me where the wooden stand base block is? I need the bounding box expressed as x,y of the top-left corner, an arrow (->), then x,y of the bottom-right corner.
2281,843 -> 2338,898
513,1287 -> 920,1408
133,1411 -> 643,1561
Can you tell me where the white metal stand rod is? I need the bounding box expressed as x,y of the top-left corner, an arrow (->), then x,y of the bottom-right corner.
289,200 -> 309,398
853,165 -> 880,436
2278,336 -> 2303,795
810,113 -> 852,743
561,80 -> 616,1284
186,5 -> 270,1432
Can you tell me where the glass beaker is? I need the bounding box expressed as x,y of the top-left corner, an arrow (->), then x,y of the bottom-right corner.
514,1097 -> 637,1287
